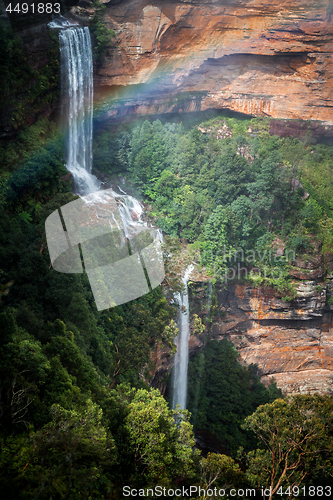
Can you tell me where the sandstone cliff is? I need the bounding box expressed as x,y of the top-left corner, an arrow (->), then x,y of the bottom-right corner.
151,251 -> 333,396
186,251 -> 333,395
88,0 -> 333,124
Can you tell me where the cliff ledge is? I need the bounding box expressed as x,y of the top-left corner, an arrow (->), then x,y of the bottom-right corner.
89,0 -> 333,123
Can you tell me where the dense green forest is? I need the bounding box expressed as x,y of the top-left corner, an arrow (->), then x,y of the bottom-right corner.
1,14 -> 333,500
94,113 -> 333,299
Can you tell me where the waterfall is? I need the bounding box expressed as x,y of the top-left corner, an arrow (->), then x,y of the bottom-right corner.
52,19 -> 160,238
46,20 -> 165,310
59,26 -> 99,194
172,265 -> 194,409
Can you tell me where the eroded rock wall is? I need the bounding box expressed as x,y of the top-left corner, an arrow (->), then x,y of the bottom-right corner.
189,253 -> 333,395
92,0 -> 333,123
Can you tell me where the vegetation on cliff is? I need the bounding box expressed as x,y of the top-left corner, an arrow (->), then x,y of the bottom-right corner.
1,15 -> 333,496
1,104 -> 332,495
90,0 -> 116,64
0,19 -> 60,133
94,114 -> 333,301
0,182 -> 184,496
187,339 -> 283,454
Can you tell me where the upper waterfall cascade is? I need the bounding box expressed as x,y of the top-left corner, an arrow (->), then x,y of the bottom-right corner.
59,26 -> 99,195
172,265 -> 195,410
45,21 -> 165,310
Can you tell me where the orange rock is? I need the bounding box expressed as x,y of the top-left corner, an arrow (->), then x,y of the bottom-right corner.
194,280 -> 333,395
93,0 -> 333,124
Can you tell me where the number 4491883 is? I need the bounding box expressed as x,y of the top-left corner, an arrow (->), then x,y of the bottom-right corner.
277,486 -> 331,496
6,3 -> 61,14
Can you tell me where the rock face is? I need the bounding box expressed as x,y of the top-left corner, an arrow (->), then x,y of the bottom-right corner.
189,253 -> 333,395
151,248 -> 333,396
93,0 -> 333,124
212,284 -> 332,395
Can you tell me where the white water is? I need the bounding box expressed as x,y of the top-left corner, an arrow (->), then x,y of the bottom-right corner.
48,16 -> 79,29
59,26 -> 99,195
50,21 -> 165,308
81,187 -> 152,243
172,265 -> 194,409
56,22 -> 153,234
55,21 -> 160,236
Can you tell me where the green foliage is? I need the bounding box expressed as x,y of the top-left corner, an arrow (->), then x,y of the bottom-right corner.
0,118 -> 59,174
319,217 -> 333,255
298,144 -> 333,217
128,120 -> 179,191
201,205 -> 231,275
0,20 -> 60,131
214,145 -> 250,206
0,399 -> 115,499
0,310 -> 51,432
300,198 -> 323,231
125,388 -> 198,485
192,314 -> 205,336
200,452 -> 245,489
90,0 -> 116,64
6,135 -> 67,202
94,114 -> 333,294
1,59 -> 333,495
162,319 -> 179,352
31,400 -> 113,498
186,339 -> 283,454
0,176 -> 183,497
96,384 -> 200,492
93,129 -> 128,175
243,395 -> 333,493
286,229 -> 312,254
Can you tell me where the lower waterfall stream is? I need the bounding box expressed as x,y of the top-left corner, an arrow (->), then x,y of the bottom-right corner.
172,265 -> 194,410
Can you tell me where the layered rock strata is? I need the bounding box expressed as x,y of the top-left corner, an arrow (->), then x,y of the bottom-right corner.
88,0 -> 333,123
189,253 -> 333,395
